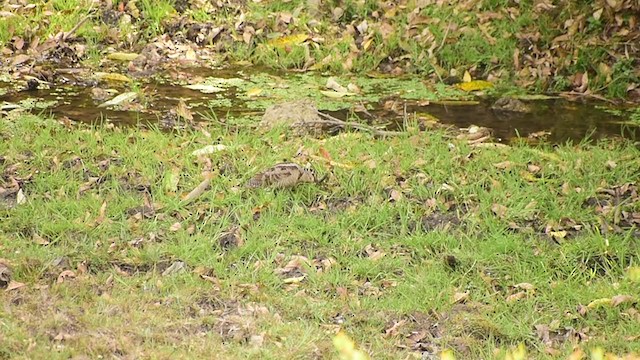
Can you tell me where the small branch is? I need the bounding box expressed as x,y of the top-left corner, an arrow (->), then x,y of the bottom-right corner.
313,111 -> 403,137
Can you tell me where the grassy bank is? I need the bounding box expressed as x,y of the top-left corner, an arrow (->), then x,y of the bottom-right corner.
1,114 -> 639,358
1,0 -> 639,99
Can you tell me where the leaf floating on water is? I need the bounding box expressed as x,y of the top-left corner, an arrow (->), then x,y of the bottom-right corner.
326,77 -> 349,93
184,84 -> 225,93
456,80 -> 494,92
94,72 -> 133,83
98,91 -> 138,108
320,90 -> 355,98
106,52 -> 140,61
267,33 -> 309,49
246,87 -> 263,97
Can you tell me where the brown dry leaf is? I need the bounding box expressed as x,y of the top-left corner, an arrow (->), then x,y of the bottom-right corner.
32,232 -> 50,245
611,294 -> 635,307
493,161 -> 514,169
364,244 -> 385,261
318,146 -> 333,162
453,290 -> 470,304
491,203 -> 508,218
175,99 -> 193,121
549,230 -> 567,241
389,189 -> 403,202
94,201 -> 108,225
57,270 -> 76,283
384,319 -> 407,337
514,282 -> 535,291
506,291 -> 527,302
364,159 -> 377,169
275,255 -> 309,280
6,281 -> 26,291
527,164 -> 541,173
169,222 -> 182,232
162,261 -> 186,276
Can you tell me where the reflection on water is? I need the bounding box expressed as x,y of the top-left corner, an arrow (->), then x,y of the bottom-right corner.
405,100 -> 636,143
1,74 -> 637,144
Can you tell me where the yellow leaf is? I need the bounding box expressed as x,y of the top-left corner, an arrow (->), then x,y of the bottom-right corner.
456,80 -> 494,92
94,72 -> 133,83
106,52 -> 140,61
267,34 -> 308,49
441,349 -> 456,360
246,88 -> 263,97
627,266 -> 640,282
587,298 -> 612,309
363,38 -> 374,51
463,71 -> 472,83
590,347 -> 605,360
511,343 -> 527,360
333,332 -> 369,360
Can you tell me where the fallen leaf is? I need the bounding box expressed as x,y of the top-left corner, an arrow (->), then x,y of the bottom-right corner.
169,222 -> 182,232
463,71 -> 472,83
98,91 -> 138,108
549,230 -> 567,241
611,294 -> 635,306
384,319 -> 407,337
587,298 -> 612,309
184,84 -> 225,93
57,270 -> 76,283
491,203 -> 508,218
457,80 -> 493,92
493,161 -> 514,169
106,52 -> 140,61
506,291 -> 527,302
162,261 -> 186,276
267,33 -> 308,49
32,232 -> 50,245
514,282 -> 535,291
16,189 -> 27,204
453,290 -> 469,304
388,189 -> 403,202
333,331 -> 369,360
191,144 -> 227,156
246,88 -> 263,97
628,266 -> 640,282
6,281 -> 26,291
440,349 -> 456,360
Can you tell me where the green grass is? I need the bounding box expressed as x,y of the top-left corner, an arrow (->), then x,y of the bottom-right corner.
0,114 -> 638,358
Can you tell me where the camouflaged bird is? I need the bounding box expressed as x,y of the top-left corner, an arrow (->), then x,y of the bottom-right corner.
246,163 -> 317,188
